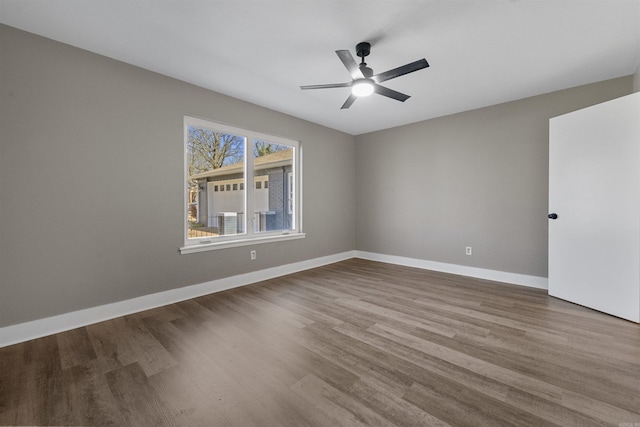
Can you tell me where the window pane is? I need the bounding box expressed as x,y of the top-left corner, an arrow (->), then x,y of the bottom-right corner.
253,140 -> 294,233
187,126 -> 245,239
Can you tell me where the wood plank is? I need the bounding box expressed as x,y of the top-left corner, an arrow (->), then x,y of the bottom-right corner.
56,326 -> 97,370
290,373 -> 395,427
61,359 -> 124,426
85,318 -> 138,374
120,316 -> 178,377
147,365 -> 232,426
104,362 -> 172,426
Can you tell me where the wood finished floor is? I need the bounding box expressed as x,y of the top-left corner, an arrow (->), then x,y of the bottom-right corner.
1,259 -> 640,426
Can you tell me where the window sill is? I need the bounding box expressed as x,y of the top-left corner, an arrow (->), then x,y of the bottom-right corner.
179,232 -> 306,255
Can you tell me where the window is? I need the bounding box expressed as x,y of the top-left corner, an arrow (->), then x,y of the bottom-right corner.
182,117 -> 303,253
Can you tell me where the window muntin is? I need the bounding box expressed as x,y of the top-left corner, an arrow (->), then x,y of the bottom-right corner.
184,117 -> 301,248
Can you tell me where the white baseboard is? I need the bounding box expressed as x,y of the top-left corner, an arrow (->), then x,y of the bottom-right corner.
355,251 -> 548,290
0,251 -> 356,348
0,249 -> 547,348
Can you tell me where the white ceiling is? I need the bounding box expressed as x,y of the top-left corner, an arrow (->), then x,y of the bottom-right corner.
1,0 -> 639,135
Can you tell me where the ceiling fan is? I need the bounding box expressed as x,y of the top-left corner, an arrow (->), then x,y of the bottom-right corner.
300,42 -> 429,109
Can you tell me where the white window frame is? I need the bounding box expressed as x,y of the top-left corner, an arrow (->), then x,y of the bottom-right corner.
288,172 -> 294,215
181,116 -> 304,254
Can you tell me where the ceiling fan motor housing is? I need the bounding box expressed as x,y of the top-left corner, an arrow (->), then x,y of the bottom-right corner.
356,42 -> 371,59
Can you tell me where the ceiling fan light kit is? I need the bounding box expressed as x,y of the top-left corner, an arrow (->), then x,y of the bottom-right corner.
300,41 -> 429,109
351,79 -> 374,97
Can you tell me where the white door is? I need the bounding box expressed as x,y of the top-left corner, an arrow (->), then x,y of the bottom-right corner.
548,92 -> 640,323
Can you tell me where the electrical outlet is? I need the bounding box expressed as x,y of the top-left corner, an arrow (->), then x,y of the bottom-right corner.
465,246 -> 472,256
250,250 -> 256,260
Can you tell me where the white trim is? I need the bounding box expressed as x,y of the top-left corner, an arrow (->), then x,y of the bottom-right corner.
0,250 -> 548,348
180,232 -> 306,254
0,250 -> 355,348
355,251 -> 548,290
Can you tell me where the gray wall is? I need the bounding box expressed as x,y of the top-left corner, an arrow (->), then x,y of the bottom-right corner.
355,76 -> 633,278
0,25 -> 356,327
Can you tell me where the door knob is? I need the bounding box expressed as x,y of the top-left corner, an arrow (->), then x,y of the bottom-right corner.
548,213 -> 558,219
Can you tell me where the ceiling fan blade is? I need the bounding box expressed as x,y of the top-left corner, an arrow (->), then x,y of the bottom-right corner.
300,82 -> 352,90
336,50 -> 364,79
373,84 -> 410,102
341,93 -> 357,109
374,58 -> 429,83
